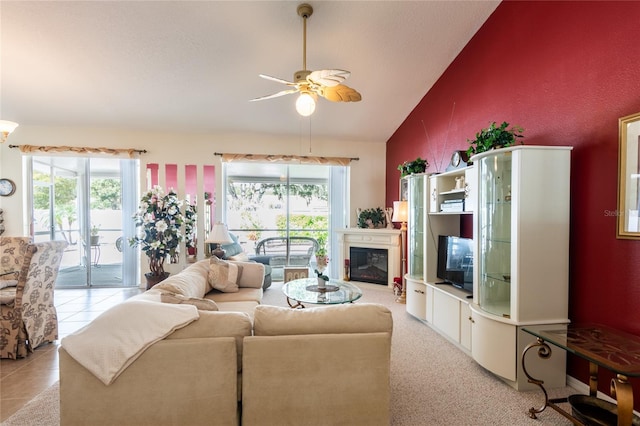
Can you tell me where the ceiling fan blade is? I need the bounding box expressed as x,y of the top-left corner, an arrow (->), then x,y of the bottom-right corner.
307,69 -> 351,87
259,74 -> 295,85
318,84 -> 362,102
250,88 -> 299,102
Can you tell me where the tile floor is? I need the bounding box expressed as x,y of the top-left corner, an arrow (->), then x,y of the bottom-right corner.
0,287 -> 142,421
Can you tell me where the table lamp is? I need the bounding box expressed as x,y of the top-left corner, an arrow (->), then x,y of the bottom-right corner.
392,200 -> 408,303
205,222 -> 233,258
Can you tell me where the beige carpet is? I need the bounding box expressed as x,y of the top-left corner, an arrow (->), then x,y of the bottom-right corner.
2,281 -> 575,425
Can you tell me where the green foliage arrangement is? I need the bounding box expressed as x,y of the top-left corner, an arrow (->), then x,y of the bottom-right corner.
315,269 -> 329,281
357,207 -> 386,229
397,157 -> 428,177
466,121 -> 524,157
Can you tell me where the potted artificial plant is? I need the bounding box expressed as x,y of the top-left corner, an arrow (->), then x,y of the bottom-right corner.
90,224 -> 100,246
130,185 -> 185,289
397,157 -> 428,177
357,207 -> 386,229
466,121 -> 524,157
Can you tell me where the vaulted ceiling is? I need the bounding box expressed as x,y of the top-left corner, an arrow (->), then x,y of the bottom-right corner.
1,1 -> 499,144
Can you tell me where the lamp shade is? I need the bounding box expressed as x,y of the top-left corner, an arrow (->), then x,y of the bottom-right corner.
391,201 -> 408,223
205,222 -> 233,245
0,120 -> 19,143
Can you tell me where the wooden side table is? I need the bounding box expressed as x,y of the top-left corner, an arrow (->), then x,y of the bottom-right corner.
522,324 -> 640,425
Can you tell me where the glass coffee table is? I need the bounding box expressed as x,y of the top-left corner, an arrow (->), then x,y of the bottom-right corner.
282,278 -> 362,308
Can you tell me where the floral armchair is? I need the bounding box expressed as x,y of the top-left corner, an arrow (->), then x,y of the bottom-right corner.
0,238 -> 68,359
0,236 -> 31,280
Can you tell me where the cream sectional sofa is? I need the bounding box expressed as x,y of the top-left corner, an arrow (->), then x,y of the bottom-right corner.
59,258 -> 393,426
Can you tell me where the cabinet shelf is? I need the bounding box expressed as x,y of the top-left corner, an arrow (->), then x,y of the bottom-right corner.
486,238 -> 511,244
430,211 -> 473,216
439,188 -> 466,195
428,281 -> 472,301
483,273 -> 511,283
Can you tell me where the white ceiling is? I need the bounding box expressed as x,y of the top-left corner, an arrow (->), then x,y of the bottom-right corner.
1,1 -> 499,144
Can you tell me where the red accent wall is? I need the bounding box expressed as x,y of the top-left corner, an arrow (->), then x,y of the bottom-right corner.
386,0 -> 640,400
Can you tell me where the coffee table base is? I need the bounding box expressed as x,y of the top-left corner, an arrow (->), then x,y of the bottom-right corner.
286,297 -> 305,309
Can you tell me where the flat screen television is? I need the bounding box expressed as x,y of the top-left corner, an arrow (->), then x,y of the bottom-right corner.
437,235 -> 473,293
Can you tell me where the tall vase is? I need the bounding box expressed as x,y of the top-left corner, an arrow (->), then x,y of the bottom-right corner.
145,272 -> 170,290
317,277 -> 327,289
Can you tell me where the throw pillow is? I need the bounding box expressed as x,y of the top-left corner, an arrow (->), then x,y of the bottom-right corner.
160,292 -> 219,311
208,257 -> 242,293
153,261 -> 210,298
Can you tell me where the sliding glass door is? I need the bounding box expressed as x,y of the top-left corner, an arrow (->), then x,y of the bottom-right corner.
28,155 -> 138,287
223,162 -> 347,280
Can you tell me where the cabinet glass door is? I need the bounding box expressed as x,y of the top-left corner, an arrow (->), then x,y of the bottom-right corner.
407,174 -> 425,279
478,153 -> 512,317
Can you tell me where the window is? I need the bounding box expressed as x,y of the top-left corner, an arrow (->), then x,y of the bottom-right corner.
223,162 -> 348,280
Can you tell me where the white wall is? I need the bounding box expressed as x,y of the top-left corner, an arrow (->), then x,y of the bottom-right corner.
0,125 -> 387,238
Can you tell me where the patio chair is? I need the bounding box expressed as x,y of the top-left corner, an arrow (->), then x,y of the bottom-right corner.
0,239 -> 68,358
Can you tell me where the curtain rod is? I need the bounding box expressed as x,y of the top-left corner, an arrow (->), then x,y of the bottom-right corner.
8,145 -> 147,155
214,152 -> 359,161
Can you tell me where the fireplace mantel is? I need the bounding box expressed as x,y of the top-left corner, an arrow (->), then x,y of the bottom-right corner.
336,228 -> 401,288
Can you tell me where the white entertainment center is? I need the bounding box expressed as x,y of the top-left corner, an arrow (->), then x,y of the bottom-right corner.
404,146 -> 572,390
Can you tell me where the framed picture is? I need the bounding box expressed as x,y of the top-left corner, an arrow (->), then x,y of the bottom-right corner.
617,111 -> 640,239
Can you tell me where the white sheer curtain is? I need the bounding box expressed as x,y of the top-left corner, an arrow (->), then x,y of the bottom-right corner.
328,166 -> 349,278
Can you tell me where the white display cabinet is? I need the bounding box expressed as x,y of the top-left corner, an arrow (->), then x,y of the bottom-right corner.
404,167 -> 474,352
405,174 -> 427,282
404,173 -> 428,320
470,145 -> 572,390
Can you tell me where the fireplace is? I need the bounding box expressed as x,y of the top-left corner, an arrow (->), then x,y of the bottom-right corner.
337,228 -> 401,288
349,247 -> 388,285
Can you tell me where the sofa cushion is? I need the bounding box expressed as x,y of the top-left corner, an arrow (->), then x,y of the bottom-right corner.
253,303 -> 393,336
160,292 -> 219,311
153,260 -> 210,298
206,287 -> 263,304
208,257 -> 242,293
214,301 -> 260,316
231,260 -> 265,289
167,310 -> 253,373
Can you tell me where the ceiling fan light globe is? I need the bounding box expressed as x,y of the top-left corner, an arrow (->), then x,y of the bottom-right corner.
296,92 -> 316,117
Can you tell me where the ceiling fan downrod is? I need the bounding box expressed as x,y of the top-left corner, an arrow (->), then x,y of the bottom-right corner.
297,3 -> 313,72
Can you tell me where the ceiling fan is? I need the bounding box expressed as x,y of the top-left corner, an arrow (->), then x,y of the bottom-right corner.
250,3 -> 362,117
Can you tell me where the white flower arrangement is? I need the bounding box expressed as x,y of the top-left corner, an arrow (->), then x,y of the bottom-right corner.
129,185 -> 185,276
